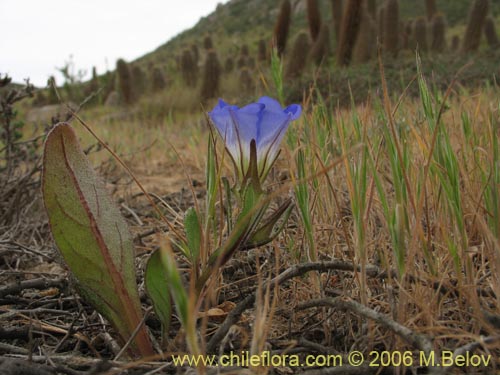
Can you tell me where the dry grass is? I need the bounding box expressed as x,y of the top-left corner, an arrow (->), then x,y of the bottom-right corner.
2,59 -> 500,373
84,74 -> 500,366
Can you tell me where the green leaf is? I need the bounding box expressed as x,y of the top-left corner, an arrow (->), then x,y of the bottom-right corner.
158,241 -> 189,326
243,198 -> 293,249
222,177 -> 233,232
184,207 -> 201,262
205,132 -> 218,229
145,249 -> 172,346
295,149 -> 315,260
42,123 -> 153,357
197,182 -> 267,293
215,180 -> 267,262
158,239 -> 200,355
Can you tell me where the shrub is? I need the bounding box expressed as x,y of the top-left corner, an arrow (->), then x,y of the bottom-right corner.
462,0 -> 490,53
274,0 -> 292,57
0,75 -> 41,232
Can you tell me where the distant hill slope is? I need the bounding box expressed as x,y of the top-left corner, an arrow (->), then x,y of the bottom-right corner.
137,0 -> 500,68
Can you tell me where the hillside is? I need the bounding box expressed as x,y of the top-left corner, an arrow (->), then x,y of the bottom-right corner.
29,0 -> 500,113
123,0 -> 500,112
141,0 -> 500,68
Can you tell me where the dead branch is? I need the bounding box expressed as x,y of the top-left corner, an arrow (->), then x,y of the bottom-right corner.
297,297 -> 434,354
0,277 -> 66,298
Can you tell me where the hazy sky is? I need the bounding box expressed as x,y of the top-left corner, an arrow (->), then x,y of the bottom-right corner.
1,0 -> 229,86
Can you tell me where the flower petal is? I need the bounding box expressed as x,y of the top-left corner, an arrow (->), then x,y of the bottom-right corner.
284,104 -> 302,120
209,97 -> 301,184
233,103 -> 264,145
257,110 -> 290,151
257,96 -> 284,113
230,103 -> 264,171
209,101 -> 240,162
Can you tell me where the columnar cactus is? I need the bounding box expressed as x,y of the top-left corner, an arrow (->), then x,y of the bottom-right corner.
247,57 -> 256,69
462,0 -> 490,53
102,71 -> 115,101
484,16 -> 500,48
116,58 -> 134,105
330,0 -> 344,43
404,20 -> 414,50
191,44 -> 199,66
366,0 -> 376,18
151,67 -> 167,92
240,44 -> 249,57
47,76 -> 59,104
274,0 -> 292,57
384,0 -> 400,57
285,32 -> 310,78
237,55 -> 247,69
451,35 -> 460,51
353,9 -> 376,63
203,35 -> 213,50
88,66 -> 99,95
258,39 -> 268,61
200,50 -> 221,102
237,45 -> 249,68
307,0 -> 322,41
425,0 -> 437,21
431,13 -> 447,52
131,65 -> 147,97
309,24 -> 330,65
181,49 -> 198,87
414,16 -> 428,53
377,6 -> 386,46
337,0 -> 364,66
239,67 -> 254,92
224,57 -> 234,73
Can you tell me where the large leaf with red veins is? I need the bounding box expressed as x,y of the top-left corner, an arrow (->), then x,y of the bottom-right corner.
42,123 -> 153,357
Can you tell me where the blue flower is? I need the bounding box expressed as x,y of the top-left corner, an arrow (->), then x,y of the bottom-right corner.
209,96 -> 301,182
